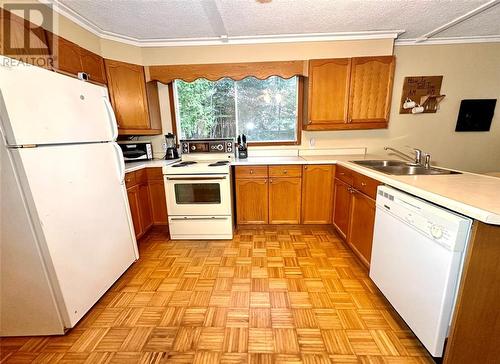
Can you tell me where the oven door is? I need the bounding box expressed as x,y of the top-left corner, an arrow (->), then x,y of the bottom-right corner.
164,174 -> 231,216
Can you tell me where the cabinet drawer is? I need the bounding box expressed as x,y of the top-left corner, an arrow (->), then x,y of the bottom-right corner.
336,165 -> 354,185
125,171 -> 137,188
135,168 -> 148,184
146,167 -> 163,181
269,165 -> 302,178
353,172 -> 380,200
235,165 -> 268,179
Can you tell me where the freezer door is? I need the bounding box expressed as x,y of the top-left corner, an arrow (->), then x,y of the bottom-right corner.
13,142 -> 138,327
0,56 -> 117,146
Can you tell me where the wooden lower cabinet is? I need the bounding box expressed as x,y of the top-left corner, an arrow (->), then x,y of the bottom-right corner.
235,178 -> 269,224
269,177 -> 302,224
333,167 -> 381,267
125,167 -> 168,239
301,164 -> 334,224
348,190 -> 376,266
333,178 -> 352,240
148,180 -> 168,225
126,185 -> 143,238
138,183 -> 153,233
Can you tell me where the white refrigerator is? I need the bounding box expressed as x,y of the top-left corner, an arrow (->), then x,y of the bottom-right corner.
0,56 -> 139,336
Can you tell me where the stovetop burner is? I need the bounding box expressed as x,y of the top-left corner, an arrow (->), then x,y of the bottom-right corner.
172,161 -> 198,168
208,160 -> 230,166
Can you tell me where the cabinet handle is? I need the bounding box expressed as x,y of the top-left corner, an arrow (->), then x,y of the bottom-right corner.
339,172 -> 345,175
361,182 -> 367,186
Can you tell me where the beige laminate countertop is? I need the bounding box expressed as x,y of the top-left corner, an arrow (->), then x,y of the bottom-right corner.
126,155 -> 500,225
235,154 -> 500,225
124,159 -> 180,173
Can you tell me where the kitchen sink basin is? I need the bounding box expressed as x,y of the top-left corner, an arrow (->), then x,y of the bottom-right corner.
352,160 -> 461,175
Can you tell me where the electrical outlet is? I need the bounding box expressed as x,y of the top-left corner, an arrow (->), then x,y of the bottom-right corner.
161,143 -> 167,151
309,138 -> 316,147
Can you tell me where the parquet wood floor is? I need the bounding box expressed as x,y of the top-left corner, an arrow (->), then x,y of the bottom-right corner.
1,226 -> 433,363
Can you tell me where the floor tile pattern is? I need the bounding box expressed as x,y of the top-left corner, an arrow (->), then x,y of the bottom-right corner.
0,226 -> 433,363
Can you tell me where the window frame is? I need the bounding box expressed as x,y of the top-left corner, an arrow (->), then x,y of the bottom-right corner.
170,76 -> 303,146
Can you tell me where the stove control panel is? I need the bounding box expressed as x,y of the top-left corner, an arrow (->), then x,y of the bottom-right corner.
181,139 -> 234,154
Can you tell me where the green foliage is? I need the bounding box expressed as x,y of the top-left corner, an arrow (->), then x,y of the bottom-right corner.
175,76 -> 298,142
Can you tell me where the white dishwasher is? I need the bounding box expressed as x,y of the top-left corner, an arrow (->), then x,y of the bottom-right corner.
370,186 -> 472,358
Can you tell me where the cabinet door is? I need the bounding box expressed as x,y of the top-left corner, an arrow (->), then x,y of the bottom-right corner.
301,165 -> 334,224
305,58 -> 350,130
104,59 -> 150,132
348,56 -> 395,126
269,177 -> 302,224
235,178 -> 268,224
127,185 -> 142,239
52,36 -> 82,75
80,48 -> 106,84
148,180 -> 168,225
0,9 -> 50,68
138,183 -> 153,233
332,178 -> 351,240
348,191 -> 376,267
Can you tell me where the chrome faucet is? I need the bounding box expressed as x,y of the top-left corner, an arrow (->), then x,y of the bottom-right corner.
384,147 -> 423,165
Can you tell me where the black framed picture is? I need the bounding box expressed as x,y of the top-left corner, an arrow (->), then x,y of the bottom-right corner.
455,99 -> 496,132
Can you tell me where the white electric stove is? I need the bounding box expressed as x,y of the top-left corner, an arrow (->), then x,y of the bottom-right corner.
162,139 -> 234,240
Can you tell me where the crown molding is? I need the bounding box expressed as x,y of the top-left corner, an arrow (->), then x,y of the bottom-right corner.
396,35 -> 500,46
46,0 -> 500,48
46,0 -> 401,47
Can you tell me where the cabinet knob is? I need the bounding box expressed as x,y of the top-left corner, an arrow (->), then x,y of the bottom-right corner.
250,170 -> 254,174
283,170 -> 287,174
269,179 -> 273,183
361,182 -> 367,186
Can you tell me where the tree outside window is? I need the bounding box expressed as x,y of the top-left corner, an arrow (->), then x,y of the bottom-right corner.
174,76 -> 298,143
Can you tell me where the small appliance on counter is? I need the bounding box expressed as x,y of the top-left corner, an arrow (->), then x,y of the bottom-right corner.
118,141 -> 153,162
164,133 -> 179,160
237,134 -> 248,159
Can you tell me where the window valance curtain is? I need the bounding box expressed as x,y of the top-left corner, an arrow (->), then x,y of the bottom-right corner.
147,60 -> 306,83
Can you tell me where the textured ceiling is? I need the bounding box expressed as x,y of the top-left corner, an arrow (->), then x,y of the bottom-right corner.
55,0 -> 500,44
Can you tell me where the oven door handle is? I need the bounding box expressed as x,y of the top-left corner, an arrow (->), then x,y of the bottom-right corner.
166,176 -> 227,181
170,217 -> 229,221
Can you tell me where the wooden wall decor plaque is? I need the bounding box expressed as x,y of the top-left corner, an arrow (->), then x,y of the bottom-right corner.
400,76 -> 443,114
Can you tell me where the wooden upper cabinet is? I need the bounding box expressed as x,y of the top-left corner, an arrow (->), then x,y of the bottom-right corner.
348,56 -> 395,126
51,36 -> 82,75
305,58 -> 350,129
45,34 -> 107,84
305,55 -> 395,131
301,165 -> 334,224
80,48 -> 106,84
104,59 -> 151,132
269,177 -> 302,224
0,9 -> 50,68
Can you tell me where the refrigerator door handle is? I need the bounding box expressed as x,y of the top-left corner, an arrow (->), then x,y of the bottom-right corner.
103,97 -> 118,141
112,142 -> 125,183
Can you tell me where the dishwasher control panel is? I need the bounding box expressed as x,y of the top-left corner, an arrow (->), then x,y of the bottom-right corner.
377,186 -> 472,252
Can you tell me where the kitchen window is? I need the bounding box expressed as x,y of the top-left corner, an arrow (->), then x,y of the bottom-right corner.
173,76 -> 300,144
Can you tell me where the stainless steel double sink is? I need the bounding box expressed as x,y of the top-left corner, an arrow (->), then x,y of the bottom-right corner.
352,160 -> 461,176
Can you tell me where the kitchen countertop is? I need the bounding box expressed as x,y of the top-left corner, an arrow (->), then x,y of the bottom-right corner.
124,159 -> 180,173
126,155 -> 500,225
